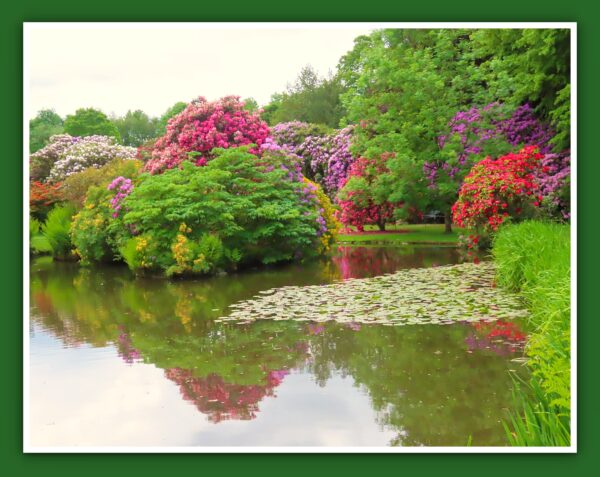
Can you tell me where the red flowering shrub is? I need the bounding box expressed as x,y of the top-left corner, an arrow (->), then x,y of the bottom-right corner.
336,154 -> 400,231
145,96 -> 270,174
452,146 -> 543,234
30,181 -> 64,220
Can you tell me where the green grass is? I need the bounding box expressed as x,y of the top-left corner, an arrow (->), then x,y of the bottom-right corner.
493,221 -> 571,446
338,224 -> 464,244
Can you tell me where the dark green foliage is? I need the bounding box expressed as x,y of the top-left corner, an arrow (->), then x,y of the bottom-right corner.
113,110 -> 159,147
64,108 -> 121,142
29,109 -> 64,153
155,101 -> 187,136
263,66 -> 346,127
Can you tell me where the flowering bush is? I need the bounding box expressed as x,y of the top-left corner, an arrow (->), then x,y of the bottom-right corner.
144,96 -> 270,174
30,134 -> 80,182
535,151 -> 571,220
452,146 -> 543,234
336,154 -> 399,231
30,181 -> 64,220
47,135 -> 137,182
271,122 -> 356,196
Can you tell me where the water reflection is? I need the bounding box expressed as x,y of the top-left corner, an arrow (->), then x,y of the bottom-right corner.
29,246 -> 524,447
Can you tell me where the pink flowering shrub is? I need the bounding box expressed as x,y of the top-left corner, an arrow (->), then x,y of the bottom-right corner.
107,176 -> 134,218
145,96 -> 270,174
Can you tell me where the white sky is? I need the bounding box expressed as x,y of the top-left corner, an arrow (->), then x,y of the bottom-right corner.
27,25 -> 373,119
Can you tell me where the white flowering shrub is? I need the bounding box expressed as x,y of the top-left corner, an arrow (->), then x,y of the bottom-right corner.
41,135 -> 137,182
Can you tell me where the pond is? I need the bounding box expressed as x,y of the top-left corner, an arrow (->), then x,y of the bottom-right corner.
28,245 -> 527,448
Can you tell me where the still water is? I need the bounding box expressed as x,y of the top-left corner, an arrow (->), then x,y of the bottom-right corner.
29,246 -> 527,448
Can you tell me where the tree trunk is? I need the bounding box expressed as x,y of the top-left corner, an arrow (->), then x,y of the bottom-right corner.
444,213 -> 452,234
377,220 -> 386,232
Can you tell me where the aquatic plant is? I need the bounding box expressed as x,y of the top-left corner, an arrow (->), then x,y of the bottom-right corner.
218,261 -> 528,326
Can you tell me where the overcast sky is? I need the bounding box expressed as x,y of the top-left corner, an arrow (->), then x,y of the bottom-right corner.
26,25 -> 373,120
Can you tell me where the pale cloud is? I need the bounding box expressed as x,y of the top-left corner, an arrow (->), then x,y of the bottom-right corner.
26,25 -> 373,119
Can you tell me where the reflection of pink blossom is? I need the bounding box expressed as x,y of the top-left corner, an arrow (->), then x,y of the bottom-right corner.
116,326 -> 141,364
465,320 -> 527,356
346,322 -> 361,331
307,324 -> 325,335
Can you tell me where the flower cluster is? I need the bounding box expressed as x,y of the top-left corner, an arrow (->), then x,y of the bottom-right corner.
43,135 -> 136,182
145,96 -> 270,174
452,146 -> 543,233
107,176 -> 134,218
535,151 -> 571,220
29,180 -> 64,219
30,134 -> 81,182
271,122 -> 356,196
302,178 -> 341,253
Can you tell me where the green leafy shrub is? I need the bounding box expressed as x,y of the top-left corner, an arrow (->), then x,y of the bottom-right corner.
493,221 -> 570,445
41,204 -> 77,259
29,217 -> 52,255
110,146 -> 325,277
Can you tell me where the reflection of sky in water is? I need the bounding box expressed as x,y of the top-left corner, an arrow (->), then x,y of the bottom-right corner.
29,322 -> 396,447
28,246 -> 518,448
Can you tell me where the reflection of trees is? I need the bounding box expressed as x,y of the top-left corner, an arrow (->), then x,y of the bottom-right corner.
304,322 -> 527,446
331,246 -> 462,280
30,254 -> 522,443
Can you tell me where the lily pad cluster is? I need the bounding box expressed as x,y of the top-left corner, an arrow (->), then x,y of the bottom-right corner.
217,262 -> 529,326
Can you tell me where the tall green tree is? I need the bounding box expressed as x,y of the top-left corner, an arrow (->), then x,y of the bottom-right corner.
63,108 -> 121,142
113,110 -> 158,147
264,65 -> 346,127
155,101 -> 187,136
29,109 -> 64,153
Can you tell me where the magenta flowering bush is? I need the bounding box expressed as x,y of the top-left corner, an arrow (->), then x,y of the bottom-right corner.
40,135 -> 137,183
107,176 -> 134,218
145,96 -> 270,174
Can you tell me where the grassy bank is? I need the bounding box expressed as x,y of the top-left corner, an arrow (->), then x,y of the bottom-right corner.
493,221 -> 571,446
338,224 -> 464,245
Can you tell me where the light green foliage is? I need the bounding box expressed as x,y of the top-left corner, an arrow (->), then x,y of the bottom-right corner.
62,158 -> 142,207
78,146 -> 325,277
64,108 -> 122,142
29,109 -> 64,153
113,110 -> 159,147
493,221 -> 570,445
263,66 -> 346,127
471,29 -> 570,127
29,217 -> 53,254
341,29 -> 484,218
40,204 -> 77,259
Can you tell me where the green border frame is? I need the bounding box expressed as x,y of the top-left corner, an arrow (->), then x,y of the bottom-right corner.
2,0 -> 597,475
